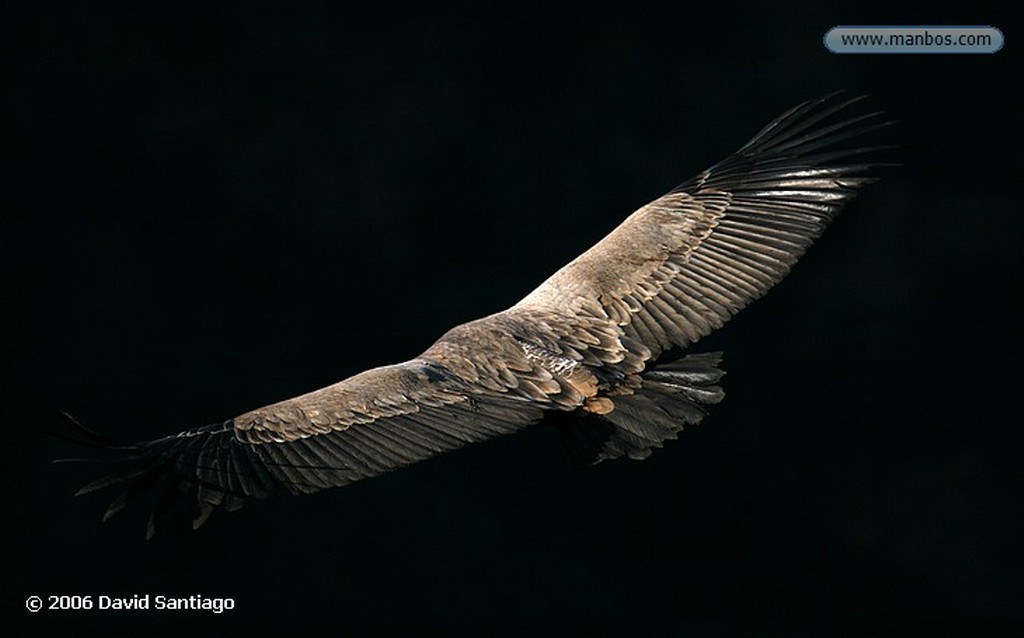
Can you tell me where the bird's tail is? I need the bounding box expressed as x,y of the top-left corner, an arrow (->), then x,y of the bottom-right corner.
559,352 -> 725,465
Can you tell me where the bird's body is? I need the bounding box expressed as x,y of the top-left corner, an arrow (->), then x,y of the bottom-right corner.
63,94 -> 892,536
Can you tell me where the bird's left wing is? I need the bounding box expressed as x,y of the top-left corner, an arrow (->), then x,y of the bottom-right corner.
516,94 -> 892,360
67,359 -> 543,537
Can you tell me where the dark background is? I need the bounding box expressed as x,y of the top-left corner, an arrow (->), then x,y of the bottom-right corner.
3,2 -> 1020,636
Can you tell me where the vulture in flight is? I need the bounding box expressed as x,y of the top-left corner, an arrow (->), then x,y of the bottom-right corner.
62,94 -> 892,537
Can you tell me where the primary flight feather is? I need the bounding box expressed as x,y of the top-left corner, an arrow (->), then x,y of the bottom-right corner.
63,94 -> 892,537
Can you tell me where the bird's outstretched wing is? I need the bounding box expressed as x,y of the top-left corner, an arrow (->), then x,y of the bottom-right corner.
66,360 -> 546,538
516,93 -> 892,358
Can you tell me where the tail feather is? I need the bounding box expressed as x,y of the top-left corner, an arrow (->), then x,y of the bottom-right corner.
560,352 -> 725,464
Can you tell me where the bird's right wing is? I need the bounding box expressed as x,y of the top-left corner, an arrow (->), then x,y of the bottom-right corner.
516,94 -> 893,359
67,358 -> 546,537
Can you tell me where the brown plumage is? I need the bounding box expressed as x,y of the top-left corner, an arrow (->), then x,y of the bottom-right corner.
62,94 -> 892,537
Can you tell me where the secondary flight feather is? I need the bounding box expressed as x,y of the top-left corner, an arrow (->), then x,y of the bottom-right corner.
60,94 -> 893,537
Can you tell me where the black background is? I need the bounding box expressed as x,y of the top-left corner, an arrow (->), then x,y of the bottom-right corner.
4,2 -> 1021,636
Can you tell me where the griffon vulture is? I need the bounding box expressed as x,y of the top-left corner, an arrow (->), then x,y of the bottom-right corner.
60,94 -> 892,537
